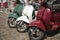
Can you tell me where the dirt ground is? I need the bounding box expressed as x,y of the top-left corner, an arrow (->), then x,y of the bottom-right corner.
0,13 -> 60,40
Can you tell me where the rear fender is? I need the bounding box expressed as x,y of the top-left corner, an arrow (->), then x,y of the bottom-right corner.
29,20 -> 46,31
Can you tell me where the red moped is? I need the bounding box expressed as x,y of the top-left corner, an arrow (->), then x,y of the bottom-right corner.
28,0 -> 60,40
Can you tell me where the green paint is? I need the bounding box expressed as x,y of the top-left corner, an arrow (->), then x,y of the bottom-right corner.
14,4 -> 23,16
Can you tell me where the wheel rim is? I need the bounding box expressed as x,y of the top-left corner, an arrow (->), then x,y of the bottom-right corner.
8,18 -> 16,27
30,27 -> 42,39
17,21 -> 27,31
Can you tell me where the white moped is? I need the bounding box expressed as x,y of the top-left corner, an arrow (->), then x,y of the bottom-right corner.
16,4 -> 35,32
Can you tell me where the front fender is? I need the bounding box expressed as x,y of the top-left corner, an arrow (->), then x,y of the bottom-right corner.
8,13 -> 19,19
16,16 -> 30,23
29,20 -> 46,31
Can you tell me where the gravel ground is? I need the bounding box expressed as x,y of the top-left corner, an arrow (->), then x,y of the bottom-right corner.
0,13 -> 60,40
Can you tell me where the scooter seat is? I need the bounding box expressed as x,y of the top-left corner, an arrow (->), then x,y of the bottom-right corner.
47,0 -> 60,13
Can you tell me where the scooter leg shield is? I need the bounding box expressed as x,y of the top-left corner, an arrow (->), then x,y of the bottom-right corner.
29,20 -> 46,31
16,16 -> 30,23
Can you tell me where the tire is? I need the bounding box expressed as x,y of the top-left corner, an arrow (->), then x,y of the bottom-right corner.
16,20 -> 28,32
28,27 -> 45,40
8,18 -> 16,28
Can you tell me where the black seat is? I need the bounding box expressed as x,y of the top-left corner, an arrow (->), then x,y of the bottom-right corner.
56,0 -> 60,4
53,0 -> 60,13
47,0 -> 60,13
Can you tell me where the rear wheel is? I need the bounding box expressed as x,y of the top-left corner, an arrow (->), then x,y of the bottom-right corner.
8,18 -> 16,28
28,27 -> 45,40
16,20 -> 28,32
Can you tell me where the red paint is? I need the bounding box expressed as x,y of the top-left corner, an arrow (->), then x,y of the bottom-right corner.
36,7 -> 45,20
29,7 -> 60,31
29,20 -> 46,31
29,0 -> 60,32
43,8 -> 52,25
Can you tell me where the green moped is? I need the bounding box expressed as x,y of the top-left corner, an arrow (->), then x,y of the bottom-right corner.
8,0 -> 24,28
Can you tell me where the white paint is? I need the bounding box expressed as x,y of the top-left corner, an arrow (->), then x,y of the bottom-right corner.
16,5 -> 34,23
22,5 -> 34,22
16,16 -> 30,23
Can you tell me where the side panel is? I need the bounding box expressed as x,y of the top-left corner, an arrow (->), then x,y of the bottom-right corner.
29,20 -> 46,31
43,8 -> 52,25
14,4 -> 23,16
36,7 -> 45,20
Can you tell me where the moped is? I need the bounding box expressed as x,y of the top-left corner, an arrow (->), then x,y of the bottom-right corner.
16,3 -> 35,32
8,0 -> 24,28
15,0 -> 41,32
28,0 -> 60,40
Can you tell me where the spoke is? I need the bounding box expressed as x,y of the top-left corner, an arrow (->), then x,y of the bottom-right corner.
20,21 -> 23,25
31,27 -> 40,38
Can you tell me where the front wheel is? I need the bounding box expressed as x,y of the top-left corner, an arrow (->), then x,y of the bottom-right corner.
28,27 -> 45,40
16,20 -> 28,32
8,18 -> 16,28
